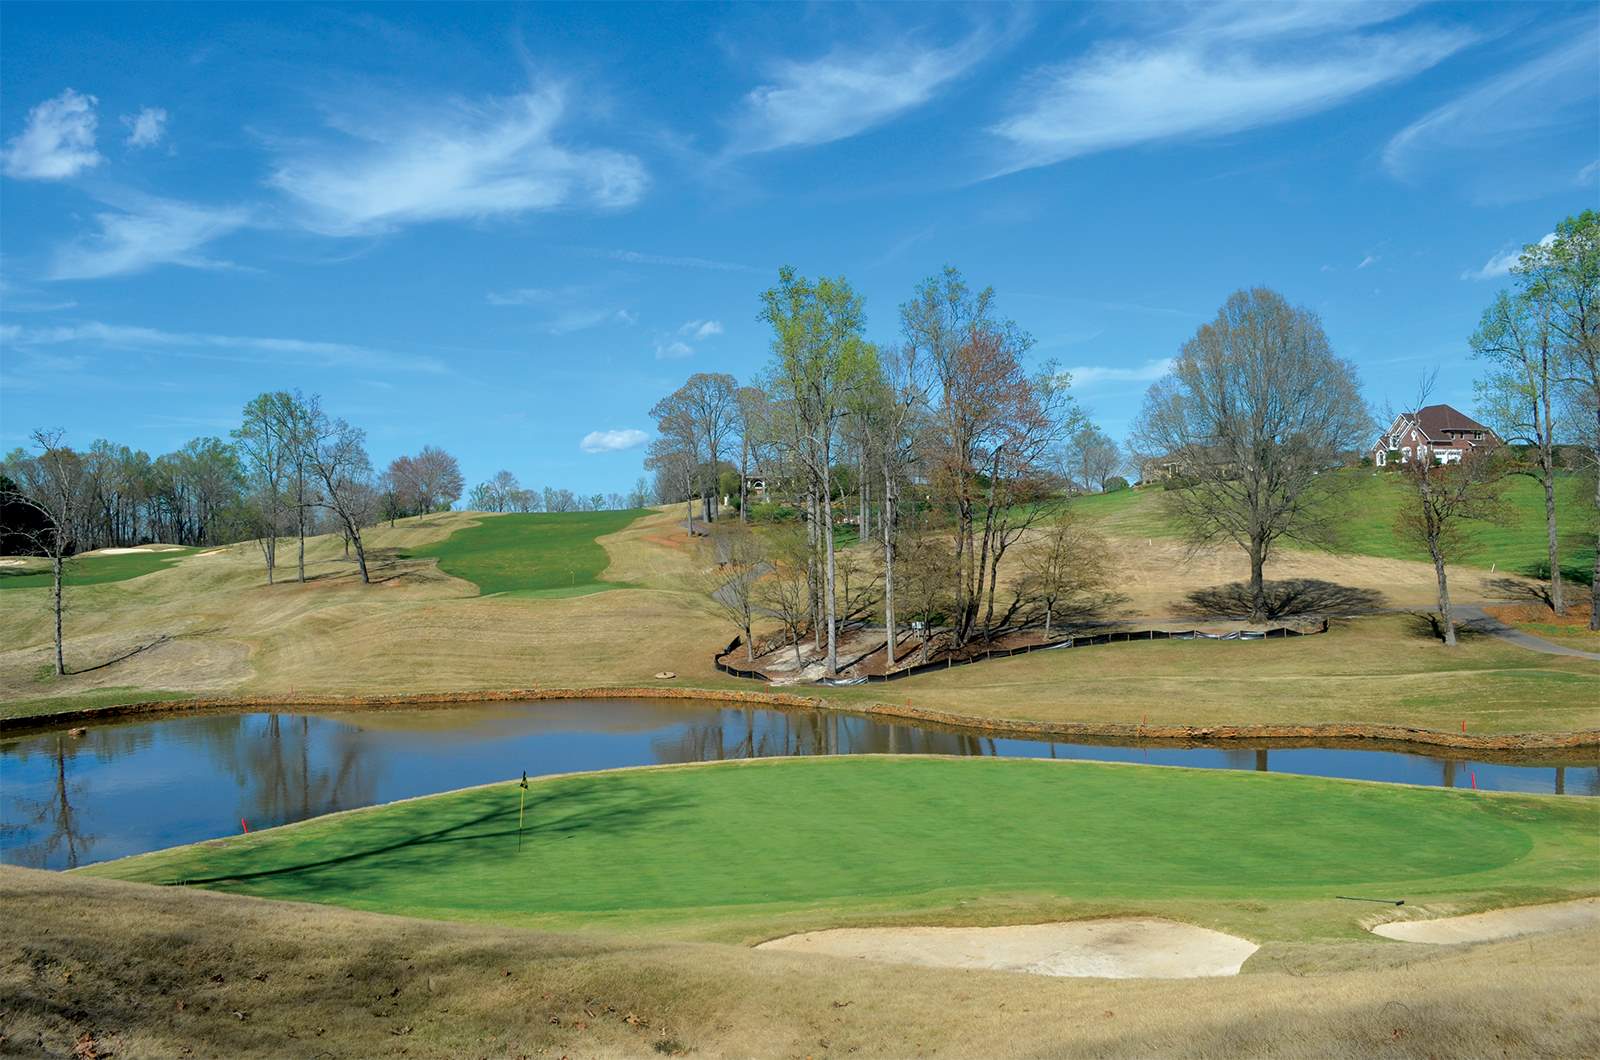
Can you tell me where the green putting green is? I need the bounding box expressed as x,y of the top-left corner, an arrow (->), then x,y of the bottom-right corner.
0,548 -> 198,591
84,757 -> 1599,940
402,510 -> 647,596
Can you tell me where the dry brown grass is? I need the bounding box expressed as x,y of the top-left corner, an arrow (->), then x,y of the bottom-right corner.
2,507 -> 1595,734
4,867 -> 1597,1058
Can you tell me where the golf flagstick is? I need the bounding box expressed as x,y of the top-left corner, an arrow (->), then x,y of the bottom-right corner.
519,770 -> 528,851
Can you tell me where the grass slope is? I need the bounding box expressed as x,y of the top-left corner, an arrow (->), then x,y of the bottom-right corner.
87,757 -> 1599,943
1078,471 -> 1596,580
11,867 -> 1600,1059
0,547 -> 197,591
401,510 -> 647,596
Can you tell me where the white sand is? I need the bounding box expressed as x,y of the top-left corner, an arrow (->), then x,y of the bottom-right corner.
0,558 -> 34,568
196,548 -> 227,557
86,545 -> 183,556
756,919 -> 1259,979
1370,898 -> 1600,944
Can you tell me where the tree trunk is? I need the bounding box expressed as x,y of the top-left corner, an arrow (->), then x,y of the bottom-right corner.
52,551 -> 65,677
882,457 -> 897,668
1045,603 -> 1053,638
296,473 -> 306,583
265,532 -> 276,585
1591,428 -> 1599,631
1248,538 -> 1267,622
1429,541 -> 1456,647
348,519 -> 370,584
739,436 -> 749,524
821,455 -> 839,676
1539,448 -> 1563,613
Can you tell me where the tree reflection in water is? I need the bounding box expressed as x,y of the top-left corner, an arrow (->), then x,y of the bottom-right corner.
3,735 -> 95,868
194,714 -> 380,830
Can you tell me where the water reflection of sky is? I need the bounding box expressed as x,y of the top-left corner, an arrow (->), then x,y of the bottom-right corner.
3,700 -> 1595,870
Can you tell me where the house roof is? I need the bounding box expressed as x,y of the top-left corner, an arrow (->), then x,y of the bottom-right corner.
1409,404 -> 1491,441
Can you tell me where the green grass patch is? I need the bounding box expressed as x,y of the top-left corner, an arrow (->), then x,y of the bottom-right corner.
0,688 -> 195,723
86,757 -> 1599,941
0,548 -> 198,591
401,510 -> 648,596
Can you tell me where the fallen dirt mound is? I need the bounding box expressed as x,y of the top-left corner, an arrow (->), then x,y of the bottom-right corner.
756,919 -> 1259,979
1371,898 -> 1600,944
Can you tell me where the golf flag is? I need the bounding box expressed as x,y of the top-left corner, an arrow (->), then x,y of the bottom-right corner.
518,771 -> 528,850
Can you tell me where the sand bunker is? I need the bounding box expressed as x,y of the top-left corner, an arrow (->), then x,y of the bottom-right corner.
756,919 -> 1259,979
87,545 -> 183,556
0,558 -> 33,568
1371,898 -> 1600,945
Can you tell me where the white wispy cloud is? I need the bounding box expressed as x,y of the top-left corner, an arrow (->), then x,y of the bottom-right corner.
3,88 -> 102,180
48,194 -> 250,280
1462,232 -> 1555,281
121,106 -> 169,148
1383,28 -> 1599,183
269,86 -> 647,236
678,319 -> 723,340
544,307 -> 637,335
603,249 -> 758,272
990,5 -> 1470,176
655,339 -> 694,360
1357,254 -> 1379,270
731,27 -> 997,154
1,321 -> 446,373
1063,357 -> 1174,388
580,428 -> 649,454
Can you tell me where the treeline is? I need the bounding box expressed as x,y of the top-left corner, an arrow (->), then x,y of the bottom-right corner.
650,266 -> 1124,676
463,470 -> 651,515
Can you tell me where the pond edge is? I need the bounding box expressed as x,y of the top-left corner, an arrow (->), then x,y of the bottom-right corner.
3,685 -> 1596,750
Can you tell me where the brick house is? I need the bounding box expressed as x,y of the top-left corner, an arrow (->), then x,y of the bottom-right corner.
1370,404 -> 1497,467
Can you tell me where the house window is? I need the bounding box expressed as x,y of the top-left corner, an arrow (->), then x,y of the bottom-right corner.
1375,450 -> 1386,467
1401,447 -> 1411,462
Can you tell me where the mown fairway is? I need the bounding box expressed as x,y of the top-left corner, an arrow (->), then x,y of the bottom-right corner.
1076,471 -> 1596,581
0,547 -> 197,591
86,757 -> 1599,941
401,510 -> 646,596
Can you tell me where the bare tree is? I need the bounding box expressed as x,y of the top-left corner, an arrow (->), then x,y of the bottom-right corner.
733,386 -> 768,523
304,400 -> 376,584
1541,210 -> 1600,629
756,523 -> 814,667
704,525 -> 765,660
1133,288 -> 1371,622
1021,511 -> 1113,637
760,267 -> 875,676
1065,425 -> 1122,492
2,430 -> 87,676
649,389 -> 701,534
1473,287 -> 1566,613
1393,382 -> 1510,646
904,267 -> 1080,645
234,393 -> 292,583
265,390 -> 316,583
401,446 -> 463,516
894,524 -> 955,664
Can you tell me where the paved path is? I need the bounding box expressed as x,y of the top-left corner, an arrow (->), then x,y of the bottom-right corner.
1454,605 -> 1600,661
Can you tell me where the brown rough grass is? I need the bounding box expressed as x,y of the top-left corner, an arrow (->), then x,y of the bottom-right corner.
4,867 -> 1597,1058
2,508 -> 1595,735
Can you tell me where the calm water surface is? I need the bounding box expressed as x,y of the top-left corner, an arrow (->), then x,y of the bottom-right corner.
3,698 -> 1594,869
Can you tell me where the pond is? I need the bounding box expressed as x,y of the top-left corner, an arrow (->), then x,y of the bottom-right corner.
3,698 -> 1595,869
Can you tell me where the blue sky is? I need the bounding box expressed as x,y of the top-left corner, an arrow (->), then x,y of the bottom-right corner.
2,1 -> 1596,495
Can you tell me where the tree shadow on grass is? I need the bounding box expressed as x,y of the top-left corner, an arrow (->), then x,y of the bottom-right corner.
1180,579 -> 1387,620
1401,611 -> 1492,644
170,780 -> 691,888
1484,577 -> 1555,609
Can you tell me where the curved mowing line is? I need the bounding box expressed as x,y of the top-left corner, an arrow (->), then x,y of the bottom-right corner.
402,510 -> 648,596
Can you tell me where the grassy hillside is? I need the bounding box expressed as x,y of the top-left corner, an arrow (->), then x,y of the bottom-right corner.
10,866 -> 1599,1059
0,546 -> 197,590
1078,471 -> 1595,580
87,757 -> 1599,943
400,509 -> 647,596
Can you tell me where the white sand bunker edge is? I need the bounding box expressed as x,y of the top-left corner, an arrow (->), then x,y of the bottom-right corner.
1370,897 -> 1600,945
756,919 -> 1259,979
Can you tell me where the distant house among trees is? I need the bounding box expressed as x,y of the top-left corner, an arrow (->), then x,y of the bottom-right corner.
1370,404 -> 1497,467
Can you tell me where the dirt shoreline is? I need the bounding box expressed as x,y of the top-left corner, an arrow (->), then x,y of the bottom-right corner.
3,685 -> 1597,751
